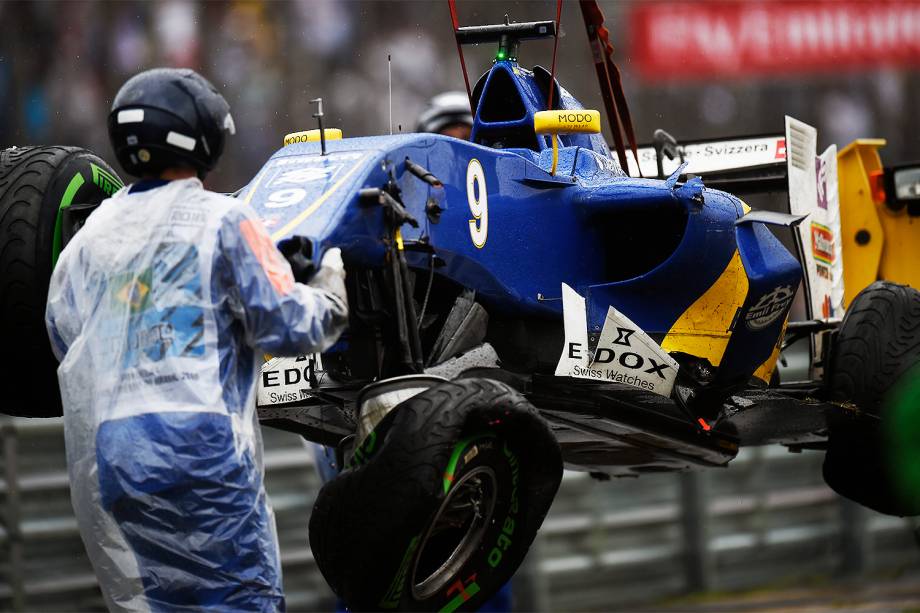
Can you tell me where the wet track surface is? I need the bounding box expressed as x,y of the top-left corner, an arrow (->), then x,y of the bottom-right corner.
633,571 -> 920,612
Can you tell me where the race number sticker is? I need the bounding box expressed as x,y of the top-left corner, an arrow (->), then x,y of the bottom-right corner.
467,159 -> 488,248
258,355 -> 315,406
555,283 -> 679,397
265,188 -> 307,209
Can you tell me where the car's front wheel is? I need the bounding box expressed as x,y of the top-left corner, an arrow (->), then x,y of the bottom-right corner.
309,377 -> 562,612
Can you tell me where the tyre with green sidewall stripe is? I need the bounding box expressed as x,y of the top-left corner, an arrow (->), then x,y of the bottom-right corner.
0,146 -> 122,417
309,377 -> 562,612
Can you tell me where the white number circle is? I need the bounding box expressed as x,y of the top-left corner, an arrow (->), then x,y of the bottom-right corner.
265,188 -> 307,209
466,159 -> 488,248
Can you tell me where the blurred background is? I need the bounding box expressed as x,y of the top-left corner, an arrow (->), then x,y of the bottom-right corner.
2,0 -> 920,191
2,0 -> 920,611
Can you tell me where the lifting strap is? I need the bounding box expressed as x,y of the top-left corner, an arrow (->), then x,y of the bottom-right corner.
578,0 -> 642,177
447,0 -> 473,106
546,0 -> 563,110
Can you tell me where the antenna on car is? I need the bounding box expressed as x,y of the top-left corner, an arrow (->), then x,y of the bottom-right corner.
388,54 -> 393,135
310,98 -> 327,156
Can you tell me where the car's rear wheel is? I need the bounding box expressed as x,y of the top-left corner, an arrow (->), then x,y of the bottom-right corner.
0,146 -> 122,417
823,281 -> 920,516
309,377 -> 562,612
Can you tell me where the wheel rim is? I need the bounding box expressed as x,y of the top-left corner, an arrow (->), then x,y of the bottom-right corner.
410,465 -> 498,600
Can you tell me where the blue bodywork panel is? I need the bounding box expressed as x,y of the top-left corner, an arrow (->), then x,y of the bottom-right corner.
239,60 -> 801,384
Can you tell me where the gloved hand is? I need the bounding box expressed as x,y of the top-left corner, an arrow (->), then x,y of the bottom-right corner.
277,236 -> 315,284
308,247 -> 347,306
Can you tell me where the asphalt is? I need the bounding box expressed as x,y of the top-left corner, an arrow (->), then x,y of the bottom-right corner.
635,571 -> 920,612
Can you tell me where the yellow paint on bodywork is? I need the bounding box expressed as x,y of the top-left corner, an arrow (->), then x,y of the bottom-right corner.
753,318 -> 787,383
838,139 -> 886,306
283,128 -> 343,146
838,139 -> 920,302
661,249 -> 749,367
534,110 -> 600,176
877,210 -> 920,290
533,109 -> 601,135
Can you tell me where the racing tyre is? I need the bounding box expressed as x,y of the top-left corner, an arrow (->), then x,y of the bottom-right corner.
0,146 -> 122,417
823,281 -> 920,516
309,377 -> 562,612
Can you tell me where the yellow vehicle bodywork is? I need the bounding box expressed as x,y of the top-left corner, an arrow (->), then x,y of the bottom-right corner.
838,139 -> 920,304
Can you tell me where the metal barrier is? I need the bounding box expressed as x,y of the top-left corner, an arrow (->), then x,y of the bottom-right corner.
1,418 -> 917,611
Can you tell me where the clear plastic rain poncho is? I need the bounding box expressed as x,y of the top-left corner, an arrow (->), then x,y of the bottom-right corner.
45,178 -> 348,612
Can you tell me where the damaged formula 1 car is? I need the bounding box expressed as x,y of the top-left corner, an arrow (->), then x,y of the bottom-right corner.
3,3 -> 920,611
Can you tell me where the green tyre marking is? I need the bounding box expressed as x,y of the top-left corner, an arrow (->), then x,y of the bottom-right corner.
438,581 -> 481,613
442,433 -> 498,494
91,162 -> 124,194
887,364 -> 920,510
486,441 -> 520,569
378,534 -> 421,609
347,430 -> 378,469
52,172 -> 85,267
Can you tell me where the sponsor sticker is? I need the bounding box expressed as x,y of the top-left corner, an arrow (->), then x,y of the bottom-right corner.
626,135 -> 786,177
270,167 -> 330,185
168,207 -> 207,226
555,283 -> 679,397
811,222 -> 834,265
774,138 -> 787,160
745,285 -> 795,330
257,355 -> 315,406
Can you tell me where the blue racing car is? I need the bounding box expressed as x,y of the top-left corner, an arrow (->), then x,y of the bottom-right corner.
2,7 -> 919,613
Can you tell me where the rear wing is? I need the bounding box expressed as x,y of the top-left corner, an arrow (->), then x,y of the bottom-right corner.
626,119 -> 844,380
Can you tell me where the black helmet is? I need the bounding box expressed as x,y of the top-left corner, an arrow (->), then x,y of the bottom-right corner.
107,68 -> 235,177
416,91 -> 473,134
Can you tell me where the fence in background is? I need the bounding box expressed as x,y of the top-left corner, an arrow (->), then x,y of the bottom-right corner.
1,417 -> 917,612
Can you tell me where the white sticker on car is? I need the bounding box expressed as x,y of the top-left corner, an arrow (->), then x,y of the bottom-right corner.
554,283 -> 679,397
257,355 -> 315,406
626,135 -> 787,177
467,158 -> 488,248
554,283 -> 590,377
271,167 -> 330,185
265,188 -> 307,208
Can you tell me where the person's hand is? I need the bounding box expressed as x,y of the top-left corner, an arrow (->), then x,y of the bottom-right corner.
277,236 -> 315,284
309,247 -> 347,305
318,248 -> 344,277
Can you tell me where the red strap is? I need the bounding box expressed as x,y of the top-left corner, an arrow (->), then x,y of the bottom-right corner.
578,0 -> 642,177
546,0 -> 564,110
591,35 -> 628,171
448,0 -> 473,106
597,19 -> 642,175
